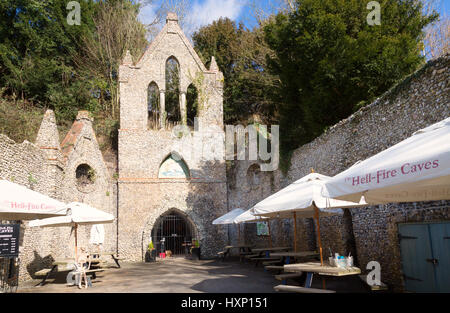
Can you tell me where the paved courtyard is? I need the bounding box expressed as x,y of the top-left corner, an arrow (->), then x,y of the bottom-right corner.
17,257 -> 368,293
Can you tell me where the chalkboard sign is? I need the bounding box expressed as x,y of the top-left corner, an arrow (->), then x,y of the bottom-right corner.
0,224 -> 20,257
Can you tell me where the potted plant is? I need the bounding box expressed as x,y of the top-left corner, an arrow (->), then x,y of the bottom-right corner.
145,241 -> 156,262
190,239 -> 201,260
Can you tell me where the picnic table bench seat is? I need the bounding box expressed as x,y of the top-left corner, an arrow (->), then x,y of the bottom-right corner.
217,249 -> 231,261
275,273 -> 303,281
249,257 -> 282,267
90,252 -> 123,268
262,260 -> 282,266
274,284 -> 336,293
265,265 -> 284,270
34,268 -> 53,277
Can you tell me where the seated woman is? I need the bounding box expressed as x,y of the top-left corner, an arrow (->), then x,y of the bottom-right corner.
75,247 -> 92,289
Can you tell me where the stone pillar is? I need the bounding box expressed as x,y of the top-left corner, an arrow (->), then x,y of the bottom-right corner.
180,91 -> 187,125
160,89 -> 166,128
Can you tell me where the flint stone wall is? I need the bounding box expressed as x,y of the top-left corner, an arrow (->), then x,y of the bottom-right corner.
229,54 -> 449,291
0,110 -> 116,283
0,134 -> 71,283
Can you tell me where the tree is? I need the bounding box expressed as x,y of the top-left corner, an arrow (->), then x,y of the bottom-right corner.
192,18 -> 279,124
0,0 -> 98,120
74,0 -> 148,119
263,0 -> 438,167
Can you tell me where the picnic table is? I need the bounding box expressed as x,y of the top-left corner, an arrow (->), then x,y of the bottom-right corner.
283,261 -> 361,290
89,252 -> 123,268
35,258 -> 105,287
251,246 -> 291,258
218,245 -> 252,261
270,251 -> 319,264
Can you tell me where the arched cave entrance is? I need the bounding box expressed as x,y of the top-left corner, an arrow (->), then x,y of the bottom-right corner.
151,209 -> 197,256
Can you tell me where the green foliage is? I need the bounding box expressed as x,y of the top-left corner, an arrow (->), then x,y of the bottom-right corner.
0,0 -> 147,150
0,0 -> 98,123
263,0 -> 438,168
0,96 -> 45,143
192,18 -> 279,124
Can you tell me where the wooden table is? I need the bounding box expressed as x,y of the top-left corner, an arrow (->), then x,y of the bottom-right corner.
251,247 -> 291,257
284,261 -> 361,289
270,251 -> 319,264
89,252 -> 122,268
36,258 -> 104,287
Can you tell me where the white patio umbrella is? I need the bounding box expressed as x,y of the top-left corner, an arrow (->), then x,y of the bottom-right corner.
251,172 -> 367,264
29,202 -> 114,260
213,208 -> 246,245
0,179 -> 68,220
212,208 -> 245,225
322,117 -> 450,204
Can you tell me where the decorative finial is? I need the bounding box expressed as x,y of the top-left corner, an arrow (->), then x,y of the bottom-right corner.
209,56 -> 219,72
122,50 -> 133,66
166,12 -> 178,23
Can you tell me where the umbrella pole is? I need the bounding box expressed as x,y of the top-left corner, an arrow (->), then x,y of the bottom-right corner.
313,204 -> 324,266
267,221 -> 273,248
293,212 -> 297,253
238,224 -> 241,245
313,204 -> 327,290
75,224 -> 78,261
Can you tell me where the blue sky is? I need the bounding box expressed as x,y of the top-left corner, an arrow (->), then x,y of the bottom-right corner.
138,0 -> 449,37
138,0 -> 270,36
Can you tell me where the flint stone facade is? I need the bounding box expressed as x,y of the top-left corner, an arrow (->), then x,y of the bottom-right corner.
0,110 -> 115,282
118,13 -> 227,260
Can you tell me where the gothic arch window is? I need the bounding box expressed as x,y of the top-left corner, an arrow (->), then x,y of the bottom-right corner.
186,83 -> 198,128
158,153 -> 190,179
148,81 -> 160,129
165,56 -> 181,125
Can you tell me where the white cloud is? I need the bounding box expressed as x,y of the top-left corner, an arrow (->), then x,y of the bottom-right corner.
138,1 -> 158,25
187,0 -> 246,33
138,0 -> 247,38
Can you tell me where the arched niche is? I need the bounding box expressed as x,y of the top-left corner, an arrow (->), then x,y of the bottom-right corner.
75,163 -> 96,193
186,83 -> 198,128
148,81 -> 160,129
151,208 -> 199,256
165,56 -> 181,125
158,153 -> 190,179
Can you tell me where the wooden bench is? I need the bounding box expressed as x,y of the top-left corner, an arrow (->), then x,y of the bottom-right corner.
90,252 -> 123,268
217,249 -> 232,261
244,254 -> 260,259
66,269 -> 105,287
35,268 -> 54,277
275,273 -> 304,284
249,257 -> 282,267
274,284 -> 336,293
262,260 -> 282,266
359,275 -> 388,291
264,265 -> 284,274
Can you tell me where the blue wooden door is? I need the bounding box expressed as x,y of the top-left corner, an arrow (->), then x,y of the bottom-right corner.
398,223 -> 436,292
429,223 -> 450,292
399,222 -> 450,293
